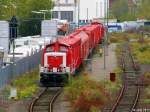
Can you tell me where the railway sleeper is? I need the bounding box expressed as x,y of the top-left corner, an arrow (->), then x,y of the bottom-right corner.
123,93 -> 137,96
126,80 -> 137,84
103,108 -> 112,111
34,102 -> 49,106
33,110 -> 49,112
126,75 -> 137,78
36,99 -> 50,102
33,106 -> 49,111
124,90 -> 136,95
126,76 -> 137,79
126,79 -> 136,81
124,94 -> 137,98
120,98 -> 135,103
126,80 -> 136,84
122,96 -> 135,100
124,89 -> 137,93
124,71 -> 137,73
119,102 -> 134,106
115,107 -> 131,112
124,90 -> 136,93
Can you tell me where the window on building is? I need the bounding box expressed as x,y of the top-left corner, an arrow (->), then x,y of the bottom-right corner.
61,11 -> 73,22
65,0 -> 68,3
52,11 -> 58,18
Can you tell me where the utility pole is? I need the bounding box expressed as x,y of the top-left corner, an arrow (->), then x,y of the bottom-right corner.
78,0 -> 80,28
58,0 -> 61,20
106,0 -> 109,56
50,0 -> 53,19
87,8 -> 89,23
74,0 -> 76,24
100,2 -> 102,18
96,2 -> 98,17
103,0 -> 106,69
103,0 -> 109,69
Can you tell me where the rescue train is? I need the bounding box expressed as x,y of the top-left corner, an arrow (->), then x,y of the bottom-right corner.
40,22 -> 105,86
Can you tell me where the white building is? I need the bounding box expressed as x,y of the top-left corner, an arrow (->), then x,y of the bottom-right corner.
52,0 -> 109,23
52,0 -> 76,22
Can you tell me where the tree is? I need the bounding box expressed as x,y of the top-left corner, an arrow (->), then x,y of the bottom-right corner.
111,0 -> 129,21
16,0 -> 54,36
111,0 -> 140,21
0,0 -> 54,36
138,0 -> 150,19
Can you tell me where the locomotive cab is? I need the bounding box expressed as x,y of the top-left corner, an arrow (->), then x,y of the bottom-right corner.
40,43 -> 70,87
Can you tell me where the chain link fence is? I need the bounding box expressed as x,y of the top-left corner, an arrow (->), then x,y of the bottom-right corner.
0,51 -> 42,91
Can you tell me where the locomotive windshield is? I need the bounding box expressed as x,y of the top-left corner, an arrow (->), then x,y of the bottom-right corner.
60,46 -> 68,52
46,46 -> 54,52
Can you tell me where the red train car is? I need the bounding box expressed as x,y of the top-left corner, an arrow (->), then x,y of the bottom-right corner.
40,22 -> 105,86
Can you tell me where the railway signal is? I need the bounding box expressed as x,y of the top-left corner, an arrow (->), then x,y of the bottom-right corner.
9,16 -> 18,40
9,16 -> 18,80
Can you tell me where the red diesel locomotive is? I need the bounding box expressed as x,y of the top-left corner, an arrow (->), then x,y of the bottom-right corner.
40,22 -> 105,86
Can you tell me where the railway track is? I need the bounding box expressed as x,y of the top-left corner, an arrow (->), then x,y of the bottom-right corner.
104,43 -> 141,112
29,87 -> 62,112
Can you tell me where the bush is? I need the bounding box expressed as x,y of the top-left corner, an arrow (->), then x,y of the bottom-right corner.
0,108 -> 6,112
139,26 -> 150,32
130,43 -> 150,64
145,72 -> 150,84
64,75 -> 110,112
144,72 -> 150,104
109,32 -> 141,43
10,68 -> 39,99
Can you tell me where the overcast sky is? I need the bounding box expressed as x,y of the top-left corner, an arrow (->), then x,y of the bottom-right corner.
79,0 -> 106,20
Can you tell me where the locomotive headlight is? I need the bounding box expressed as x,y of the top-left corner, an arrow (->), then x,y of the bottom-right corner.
40,67 -> 44,72
66,67 -> 70,73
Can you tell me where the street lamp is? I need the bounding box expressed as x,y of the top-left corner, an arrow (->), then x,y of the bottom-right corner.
40,10 -> 51,20
32,10 -> 51,20
32,11 -> 46,20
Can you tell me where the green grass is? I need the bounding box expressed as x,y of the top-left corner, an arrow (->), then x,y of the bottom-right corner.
144,85 -> 150,104
0,108 -> 6,112
64,75 -> 110,112
130,42 -> 150,64
109,32 -> 141,43
4,68 -> 39,100
63,41 -> 123,112
144,72 -> 150,104
139,26 -> 150,32
64,70 -> 122,112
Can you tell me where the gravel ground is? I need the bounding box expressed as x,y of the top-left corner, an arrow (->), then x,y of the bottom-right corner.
0,87 -> 44,112
87,43 -> 117,81
53,92 -> 71,112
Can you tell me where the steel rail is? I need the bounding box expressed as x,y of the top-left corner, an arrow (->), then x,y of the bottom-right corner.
111,85 -> 125,112
130,87 -> 140,112
110,43 -> 141,112
29,87 -> 62,112
29,88 -> 48,112
49,88 -> 63,112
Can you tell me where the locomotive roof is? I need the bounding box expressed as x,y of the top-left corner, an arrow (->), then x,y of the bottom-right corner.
58,30 -> 88,47
58,32 -> 81,47
77,23 -> 100,32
